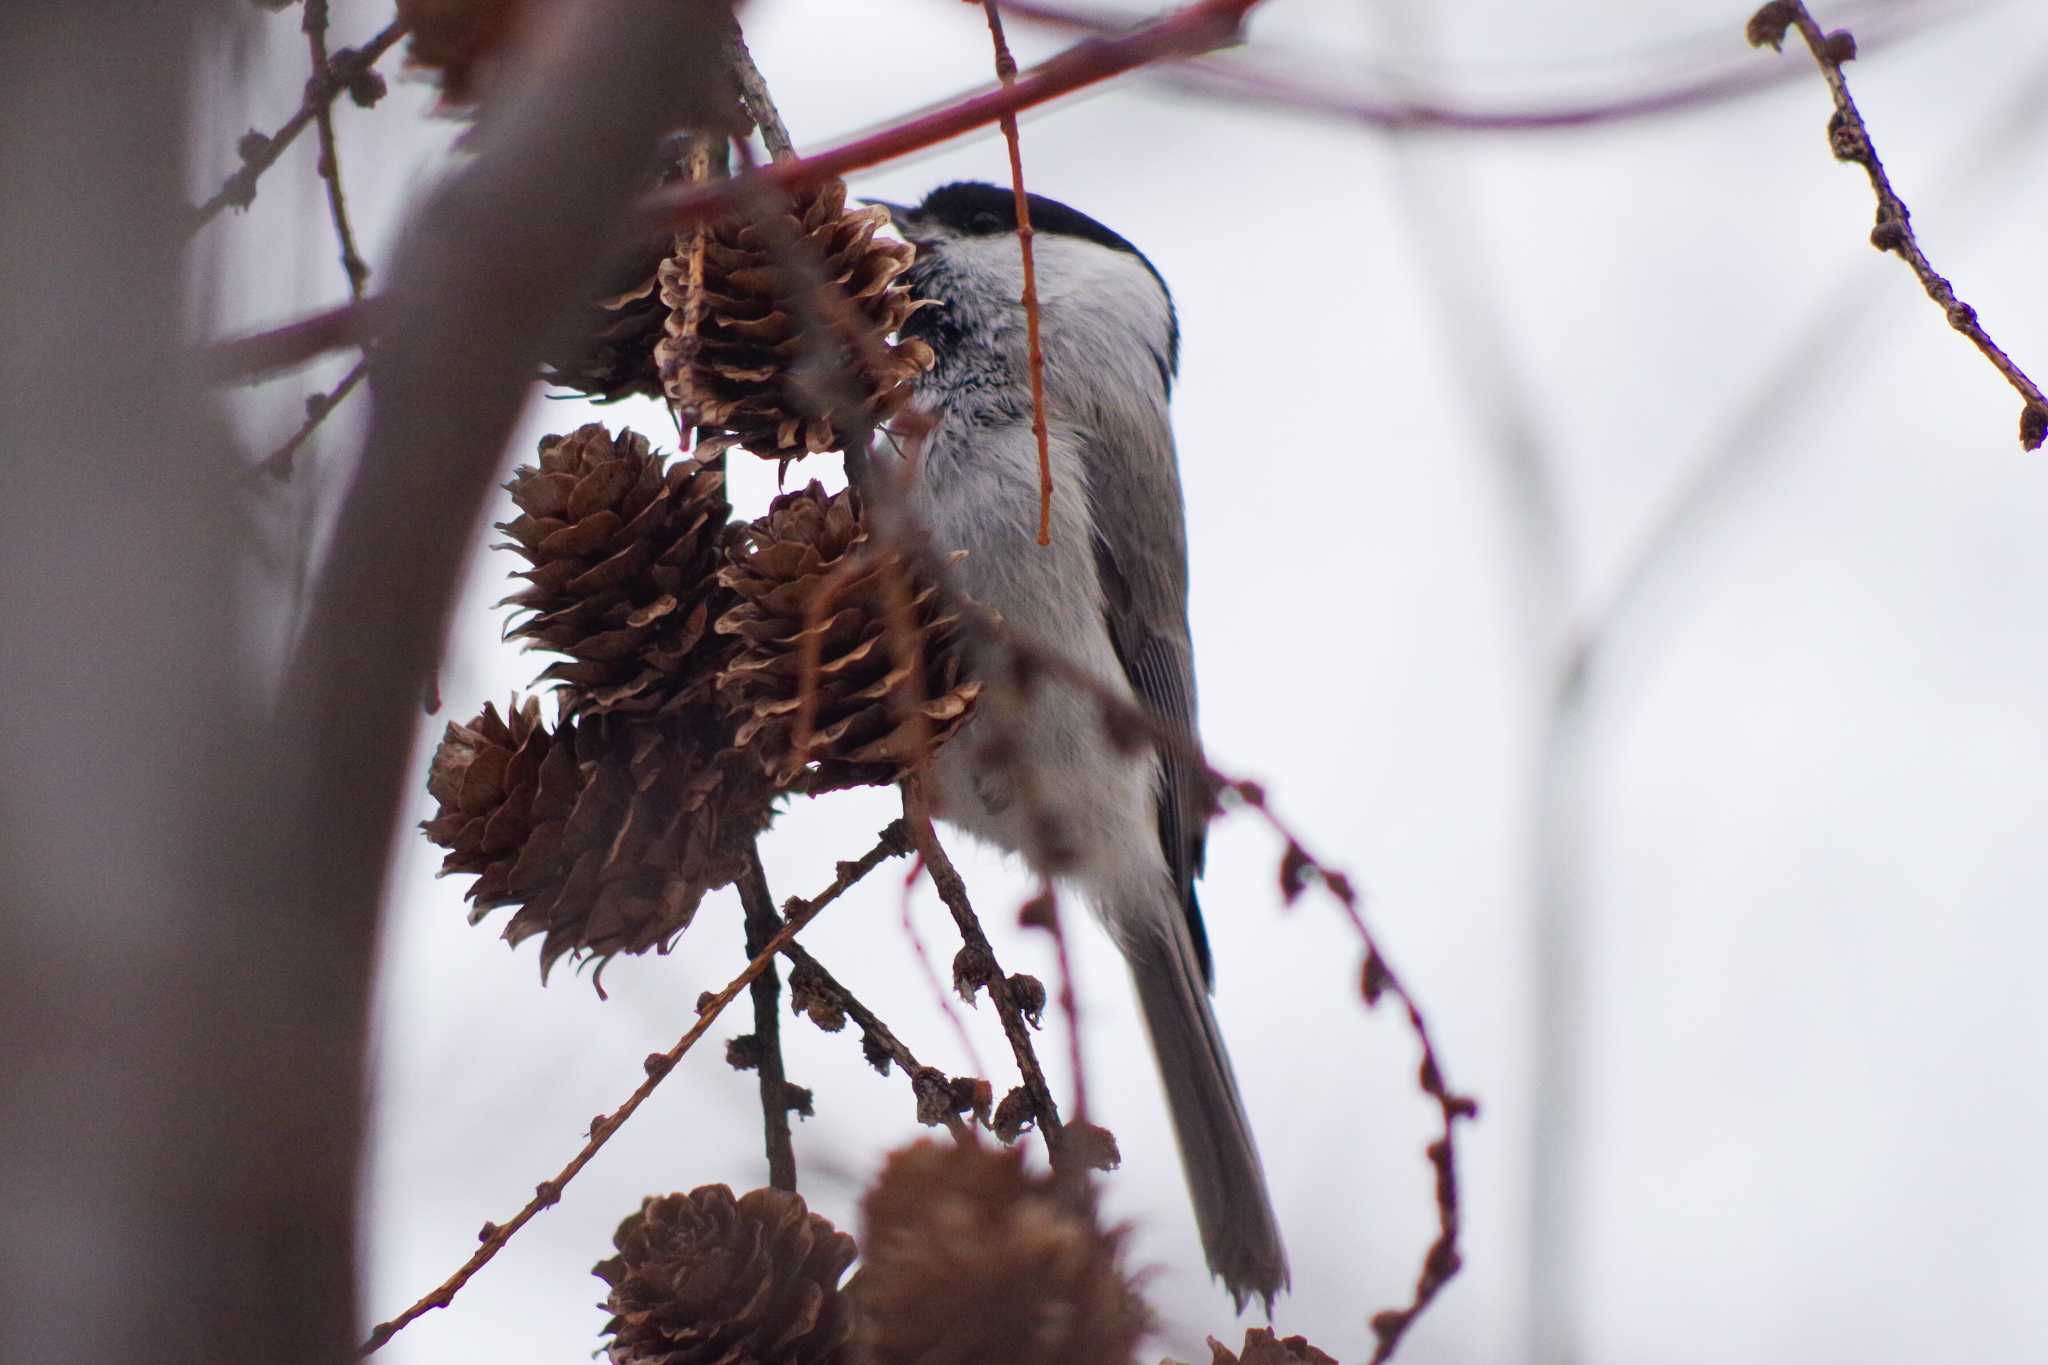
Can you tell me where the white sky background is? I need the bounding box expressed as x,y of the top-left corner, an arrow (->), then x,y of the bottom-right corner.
201,1 -> 2048,1360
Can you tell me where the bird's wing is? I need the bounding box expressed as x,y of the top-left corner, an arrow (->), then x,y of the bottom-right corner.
1080,390 -> 1214,982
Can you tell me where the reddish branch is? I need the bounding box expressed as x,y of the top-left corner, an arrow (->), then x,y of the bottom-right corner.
359,823 -> 912,1355
1749,1 -> 2048,450
978,0 -> 1056,546
1250,789 -> 1476,1364
198,0 -> 1264,381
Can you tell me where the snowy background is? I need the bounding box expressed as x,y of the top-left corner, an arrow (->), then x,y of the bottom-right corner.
199,0 -> 2048,1360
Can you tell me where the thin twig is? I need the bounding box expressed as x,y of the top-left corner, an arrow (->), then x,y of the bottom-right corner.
736,843 -> 800,1192
255,357 -> 368,480
900,777 -> 1068,1158
978,0 -> 1056,546
899,851 -> 996,1083
198,0 -> 1266,381
776,935 -> 974,1143
726,21 -> 794,159
1242,787 -> 1475,1364
359,821 -> 911,1355
189,18 -> 405,230
304,0 -> 371,298
1021,881 -> 1090,1120
1749,0 -> 2048,449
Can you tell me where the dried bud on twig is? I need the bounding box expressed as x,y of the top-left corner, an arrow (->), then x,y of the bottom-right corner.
717,484 -> 980,787
656,179 -> 933,460
498,424 -> 736,720
596,1185 -> 858,1365
422,701 -> 775,986
850,1141 -> 1149,1365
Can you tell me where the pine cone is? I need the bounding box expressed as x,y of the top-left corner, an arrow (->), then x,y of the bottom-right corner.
394,0 -> 529,106
543,245 -> 673,402
850,1141 -> 1150,1365
716,484 -> 979,789
498,423 -> 736,720
656,178 -> 934,461
597,1185 -> 858,1365
422,702 -> 775,986
543,143 -> 722,403
1182,1329 -> 1339,1365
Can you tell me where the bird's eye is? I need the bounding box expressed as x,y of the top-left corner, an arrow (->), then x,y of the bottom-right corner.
969,209 -> 1008,233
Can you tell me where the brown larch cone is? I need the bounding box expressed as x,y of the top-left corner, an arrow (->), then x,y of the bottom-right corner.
849,1140 -> 1151,1365
423,701 -> 775,987
1178,1328 -> 1339,1365
498,423 -> 736,720
655,177 -> 934,461
596,1185 -> 858,1365
542,138 -> 730,403
715,483 -> 980,790
542,242 -> 674,402
394,0 -> 529,106
421,694 -> 559,890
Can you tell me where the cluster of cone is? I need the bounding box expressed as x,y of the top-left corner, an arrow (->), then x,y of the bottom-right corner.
593,1142 -> 1333,1365
423,426 -> 980,983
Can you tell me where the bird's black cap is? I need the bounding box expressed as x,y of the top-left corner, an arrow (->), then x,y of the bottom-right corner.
913,181 -> 1177,378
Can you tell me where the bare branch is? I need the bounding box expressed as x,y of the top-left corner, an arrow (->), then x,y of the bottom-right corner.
254,357 -> 368,481
189,18 -> 405,230
1749,0 -> 2048,448
736,843 -> 801,1192
776,929 -> 975,1142
726,21 -> 794,159
359,821 -> 911,1354
900,778 -> 1070,1158
304,0 -> 372,298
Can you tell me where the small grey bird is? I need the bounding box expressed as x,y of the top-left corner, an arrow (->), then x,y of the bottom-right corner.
871,181 -> 1289,1311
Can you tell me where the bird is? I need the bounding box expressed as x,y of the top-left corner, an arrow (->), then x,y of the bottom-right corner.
867,180 -> 1289,1312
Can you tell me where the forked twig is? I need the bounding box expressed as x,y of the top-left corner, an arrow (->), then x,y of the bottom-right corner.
775,932 -> 975,1142
1748,0 -> 2048,449
735,843 -> 801,1191
900,777 -> 1069,1158
358,822 -> 911,1355
190,18 -> 404,230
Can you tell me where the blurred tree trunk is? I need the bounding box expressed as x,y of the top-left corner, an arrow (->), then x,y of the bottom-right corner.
0,4 -> 367,1362
0,3 -> 736,1361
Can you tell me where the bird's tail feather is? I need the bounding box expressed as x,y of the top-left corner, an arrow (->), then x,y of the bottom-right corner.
1125,908 -> 1290,1313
